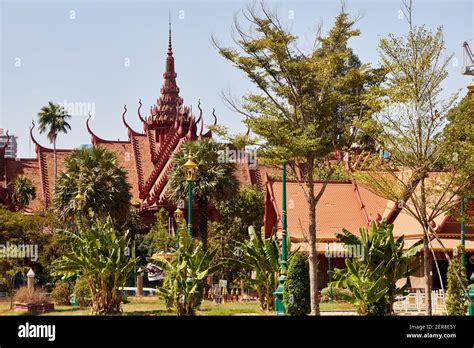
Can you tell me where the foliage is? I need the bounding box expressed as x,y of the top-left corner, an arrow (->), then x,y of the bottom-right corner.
229,226 -> 294,311
331,221 -> 422,315
54,146 -> 132,223
9,176 -> 36,210
14,286 -> 49,305
137,209 -> 175,257
51,280 -> 74,306
168,139 -> 238,248
37,101 -> 71,177
214,3 -> 382,315
283,252 -> 310,315
446,246 -> 468,315
320,287 -> 353,303
208,185 -> 264,282
53,216 -> 138,315
352,2 -> 474,315
73,277 -> 92,307
153,225 -> 221,316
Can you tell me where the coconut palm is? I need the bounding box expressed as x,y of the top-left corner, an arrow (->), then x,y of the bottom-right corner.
9,176 -> 36,210
38,102 -> 71,178
167,139 -> 238,248
54,146 -> 131,222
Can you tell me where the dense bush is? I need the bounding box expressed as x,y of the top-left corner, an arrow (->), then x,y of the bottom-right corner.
320,287 -> 352,302
14,286 -> 49,304
283,253 -> 310,315
51,281 -> 73,305
73,277 -> 91,307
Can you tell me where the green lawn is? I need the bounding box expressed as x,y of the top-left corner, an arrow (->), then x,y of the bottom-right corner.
0,297 -> 354,316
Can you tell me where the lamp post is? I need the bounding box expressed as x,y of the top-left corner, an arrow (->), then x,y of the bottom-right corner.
466,82 -> 474,316
183,152 -> 198,237
274,160 -> 287,314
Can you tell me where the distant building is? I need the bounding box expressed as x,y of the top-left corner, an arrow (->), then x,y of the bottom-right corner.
0,129 -> 18,158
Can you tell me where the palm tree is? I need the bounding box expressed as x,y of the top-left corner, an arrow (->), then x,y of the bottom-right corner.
38,102 -> 71,178
54,146 -> 132,222
168,139 -> 238,248
9,176 -> 36,210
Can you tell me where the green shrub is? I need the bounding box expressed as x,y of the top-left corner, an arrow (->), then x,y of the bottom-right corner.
73,277 -> 91,307
446,246 -> 468,315
283,253 -> 310,315
51,281 -> 73,305
321,287 -> 353,303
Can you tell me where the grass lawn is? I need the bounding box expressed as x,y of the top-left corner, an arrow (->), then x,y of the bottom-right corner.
0,297 -> 354,316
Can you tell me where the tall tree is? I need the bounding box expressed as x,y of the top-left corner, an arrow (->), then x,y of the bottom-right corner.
167,139 -> 238,249
54,146 -> 132,223
38,102 -> 71,178
213,3 -> 382,314
9,176 -> 36,211
352,0 -> 474,315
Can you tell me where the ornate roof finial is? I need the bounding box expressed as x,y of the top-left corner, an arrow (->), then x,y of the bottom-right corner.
168,10 -> 172,56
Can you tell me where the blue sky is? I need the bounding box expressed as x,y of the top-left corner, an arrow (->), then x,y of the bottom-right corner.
1,0 -> 473,158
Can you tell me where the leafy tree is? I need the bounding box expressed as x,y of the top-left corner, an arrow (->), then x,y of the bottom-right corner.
0,256 -> 28,309
53,216 -> 138,315
137,209 -> 175,257
37,102 -> 71,178
283,252 -> 310,316
153,223 -> 220,316
446,246 -> 468,315
331,221 -> 422,315
214,3 -> 382,314
9,176 -> 36,211
54,146 -> 132,223
352,1 -> 474,314
229,226 -> 294,311
168,139 -> 238,248
209,185 -> 264,282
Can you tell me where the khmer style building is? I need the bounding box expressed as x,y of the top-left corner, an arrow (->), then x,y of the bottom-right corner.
0,27 -> 472,291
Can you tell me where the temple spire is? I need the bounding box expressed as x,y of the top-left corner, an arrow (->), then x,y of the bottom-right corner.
155,12 -> 182,121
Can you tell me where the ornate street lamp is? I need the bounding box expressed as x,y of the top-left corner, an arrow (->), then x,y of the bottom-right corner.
274,160 -> 287,314
74,191 -> 85,211
174,207 -> 184,247
74,191 -> 85,233
183,151 -> 198,236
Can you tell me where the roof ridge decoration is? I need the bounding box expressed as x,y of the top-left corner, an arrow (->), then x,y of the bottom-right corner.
87,114 -> 130,145
122,104 -> 143,137
30,120 -> 72,153
137,99 -> 146,125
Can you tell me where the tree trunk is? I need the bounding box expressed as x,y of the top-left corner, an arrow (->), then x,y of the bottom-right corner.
423,229 -> 433,315
306,165 -> 320,316
197,199 -> 208,250
53,140 -> 57,178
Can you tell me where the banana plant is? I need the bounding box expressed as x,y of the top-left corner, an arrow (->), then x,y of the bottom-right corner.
153,226 -> 221,316
331,220 -> 422,315
53,216 -> 138,315
228,226 -> 295,311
